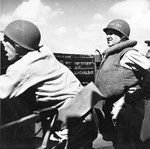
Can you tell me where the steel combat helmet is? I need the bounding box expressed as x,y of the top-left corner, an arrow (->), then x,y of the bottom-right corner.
2,20 -> 41,51
103,19 -> 130,39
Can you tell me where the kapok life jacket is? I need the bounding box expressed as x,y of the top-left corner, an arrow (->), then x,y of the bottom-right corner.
95,40 -> 142,101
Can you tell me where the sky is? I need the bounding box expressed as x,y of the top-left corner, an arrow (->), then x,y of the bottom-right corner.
1,0 -> 150,54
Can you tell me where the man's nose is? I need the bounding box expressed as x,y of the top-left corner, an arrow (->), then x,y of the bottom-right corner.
2,40 -> 5,46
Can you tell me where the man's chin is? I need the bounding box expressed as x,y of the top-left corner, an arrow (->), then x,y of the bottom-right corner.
108,44 -> 113,47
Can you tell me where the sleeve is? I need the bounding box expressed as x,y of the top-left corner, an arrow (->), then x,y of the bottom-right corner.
122,50 -> 150,97
121,50 -> 150,70
0,64 -> 23,99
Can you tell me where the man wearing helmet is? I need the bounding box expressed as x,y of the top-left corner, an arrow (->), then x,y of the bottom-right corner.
0,20 -> 98,149
95,19 -> 150,149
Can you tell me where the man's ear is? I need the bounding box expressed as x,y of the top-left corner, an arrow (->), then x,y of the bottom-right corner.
15,44 -> 28,57
121,36 -> 127,42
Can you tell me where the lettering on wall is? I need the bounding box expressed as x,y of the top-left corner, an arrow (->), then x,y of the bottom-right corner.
54,53 -> 97,86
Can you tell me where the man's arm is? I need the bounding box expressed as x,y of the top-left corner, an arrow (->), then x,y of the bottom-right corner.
120,50 -> 150,70
0,65 -> 22,99
121,50 -> 150,97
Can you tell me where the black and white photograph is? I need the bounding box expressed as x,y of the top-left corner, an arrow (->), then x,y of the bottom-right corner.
1,0 -> 150,149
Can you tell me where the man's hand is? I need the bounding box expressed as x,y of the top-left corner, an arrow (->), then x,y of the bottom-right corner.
111,96 -> 125,124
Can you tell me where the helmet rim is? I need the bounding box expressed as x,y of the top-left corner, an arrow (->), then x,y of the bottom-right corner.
103,28 -> 129,39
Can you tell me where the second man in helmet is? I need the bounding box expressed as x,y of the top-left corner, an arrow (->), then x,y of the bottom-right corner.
95,19 -> 150,149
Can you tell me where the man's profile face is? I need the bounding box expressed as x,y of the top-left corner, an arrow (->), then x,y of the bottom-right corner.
3,36 -> 17,61
105,29 -> 122,47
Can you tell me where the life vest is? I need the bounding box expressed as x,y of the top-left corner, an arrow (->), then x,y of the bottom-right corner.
95,40 -> 142,101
